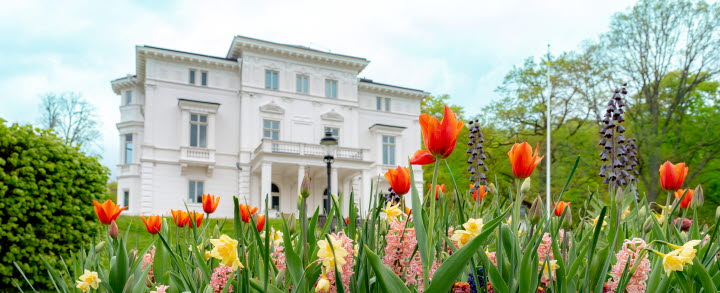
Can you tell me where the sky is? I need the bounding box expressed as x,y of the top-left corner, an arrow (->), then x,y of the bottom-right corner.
0,0 -> 636,179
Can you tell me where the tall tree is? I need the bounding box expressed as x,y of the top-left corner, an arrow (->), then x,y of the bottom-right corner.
601,0 -> 720,200
38,92 -> 102,153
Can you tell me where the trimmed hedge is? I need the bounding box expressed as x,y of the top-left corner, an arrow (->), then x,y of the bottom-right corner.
0,120 -> 109,289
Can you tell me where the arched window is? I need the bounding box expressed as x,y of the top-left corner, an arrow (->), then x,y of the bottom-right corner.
271,183 -> 280,211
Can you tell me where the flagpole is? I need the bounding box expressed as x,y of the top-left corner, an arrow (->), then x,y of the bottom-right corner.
546,44 -> 552,219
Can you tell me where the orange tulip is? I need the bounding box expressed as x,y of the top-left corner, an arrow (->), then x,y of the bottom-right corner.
256,215 -> 266,232
189,211 -> 204,227
554,201 -> 570,217
239,204 -> 259,223
202,194 -> 220,214
470,184 -> 487,201
345,217 -> 350,225
384,166 -> 411,195
659,161 -> 688,191
508,142 -> 544,179
410,105 -> 464,165
141,215 -> 162,234
674,189 -> 694,209
93,200 -> 128,225
430,184 -> 446,200
171,210 -> 190,227
405,206 -> 412,216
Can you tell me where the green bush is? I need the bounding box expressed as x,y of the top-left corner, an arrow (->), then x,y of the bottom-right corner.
0,120 -> 109,289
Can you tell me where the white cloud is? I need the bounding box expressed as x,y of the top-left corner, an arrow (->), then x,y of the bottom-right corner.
0,0 -> 637,179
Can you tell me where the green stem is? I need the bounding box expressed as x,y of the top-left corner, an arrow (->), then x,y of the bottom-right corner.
425,158 -> 441,289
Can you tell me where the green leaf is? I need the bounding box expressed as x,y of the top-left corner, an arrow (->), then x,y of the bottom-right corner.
425,208 -> 510,293
362,245 -> 411,293
249,278 -> 284,293
408,164 -> 431,280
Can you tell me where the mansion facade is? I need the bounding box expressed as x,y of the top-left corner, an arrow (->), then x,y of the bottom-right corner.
111,36 -> 426,217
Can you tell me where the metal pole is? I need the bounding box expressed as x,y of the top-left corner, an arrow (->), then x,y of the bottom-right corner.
546,44 -> 552,219
326,158 -> 332,215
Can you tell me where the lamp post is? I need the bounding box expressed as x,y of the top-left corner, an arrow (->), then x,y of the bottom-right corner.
320,131 -> 338,214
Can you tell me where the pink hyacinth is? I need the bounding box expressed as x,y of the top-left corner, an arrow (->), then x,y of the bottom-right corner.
536,230 -> 570,263
382,219 -> 441,292
317,231 -> 355,293
150,285 -> 169,293
210,266 -> 235,293
141,246 -> 156,285
603,238 -> 651,293
271,244 -> 286,272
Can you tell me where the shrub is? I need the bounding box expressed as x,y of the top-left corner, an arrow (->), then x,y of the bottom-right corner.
0,120 -> 109,289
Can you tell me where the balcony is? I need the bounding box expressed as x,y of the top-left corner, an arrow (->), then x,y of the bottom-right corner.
253,139 -> 367,161
180,147 -> 216,165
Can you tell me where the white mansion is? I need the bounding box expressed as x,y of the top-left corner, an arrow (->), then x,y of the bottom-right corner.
111,36 -> 426,217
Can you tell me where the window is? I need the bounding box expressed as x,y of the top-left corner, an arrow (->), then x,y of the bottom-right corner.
263,120 -> 280,140
189,69 -> 196,84
296,75 -> 309,93
325,79 -> 338,98
124,134 -> 133,164
124,90 -> 132,105
188,180 -> 204,203
376,97 -> 391,111
123,190 -> 130,210
265,70 -> 279,90
382,135 -> 396,165
190,114 -> 208,148
324,127 -> 339,138
271,183 -> 280,210
201,71 -> 208,86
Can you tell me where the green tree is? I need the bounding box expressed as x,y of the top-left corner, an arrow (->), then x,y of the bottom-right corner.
0,120 -> 109,289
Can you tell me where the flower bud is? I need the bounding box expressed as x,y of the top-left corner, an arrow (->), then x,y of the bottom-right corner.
692,184 -> 704,209
300,171 -> 311,198
638,206 -> 647,218
95,241 -> 106,251
715,206 -> 720,220
643,217 -> 653,233
528,196 -> 544,225
286,213 -> 297,235
488,183 -> 497,195
378,219 -> 389,236
615,187 -> 624,205
561,206 -> 573,230
673,217 -> 692,232
521,178 -> 531,195
108,220 -> 119,239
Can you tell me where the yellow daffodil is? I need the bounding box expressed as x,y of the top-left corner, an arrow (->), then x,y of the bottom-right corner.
660,249 -> 692,276
315,274 -> 331,292
541,260 -> 559,280
382,202 -> 402,220
75,281 -> 90,292
262,228 -> 284,246
667,240 -> 701,260
621,208 -> 631,220
517,229 -> 525,237
590,216 -> 607,228
210,234 -> 244,270
451,230 -> 474,248
462,218 -> 484,236
78,270 -> 101,289
317,235 -> 348,268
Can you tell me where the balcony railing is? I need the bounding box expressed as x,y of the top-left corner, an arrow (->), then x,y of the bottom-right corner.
254,139 -> 367,161
180,147 -> 215,165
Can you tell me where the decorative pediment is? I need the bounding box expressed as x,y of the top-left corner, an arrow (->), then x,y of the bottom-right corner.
259,102 -> 285,114
321,110 -> 344,122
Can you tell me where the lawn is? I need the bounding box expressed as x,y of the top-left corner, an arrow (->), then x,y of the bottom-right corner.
114,215 -> 283,249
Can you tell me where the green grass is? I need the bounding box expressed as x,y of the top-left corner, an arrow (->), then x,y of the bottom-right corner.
114,215 -> 283,249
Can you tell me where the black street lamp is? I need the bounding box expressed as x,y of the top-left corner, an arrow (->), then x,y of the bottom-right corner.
320,131 -> 338,214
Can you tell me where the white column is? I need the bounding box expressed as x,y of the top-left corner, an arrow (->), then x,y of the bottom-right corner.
360,170 -> 371,217
342,177 -> 352,215
260,162 -> 272,210
331,167 -> 338,198
297,165 -> 306,196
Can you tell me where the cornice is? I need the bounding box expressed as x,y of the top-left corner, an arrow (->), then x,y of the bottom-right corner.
136,46 -> 239,83
111,75 -> 137,94
227,36 -> 370,73
359,81 -> 429,99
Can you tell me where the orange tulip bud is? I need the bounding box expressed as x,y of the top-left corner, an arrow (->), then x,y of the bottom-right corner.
411,105 -> 464,165
674,189 -> 694,209
171,209 -> 190,227
470,184 -> 487,201
189,211 -> 204,228
201,194 -> 220,214
256,215 -> 266,232
239,204 -> 259,223
345,217 -> 350,225
384,166 -> 411,196
141,215 -> 162,234
93,200 -> 128,225
554,201 -> 570,217
659,161 -> 688,191
108,220 -> 119,238
507,142 -> 544,179
430,184 -> 446,200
